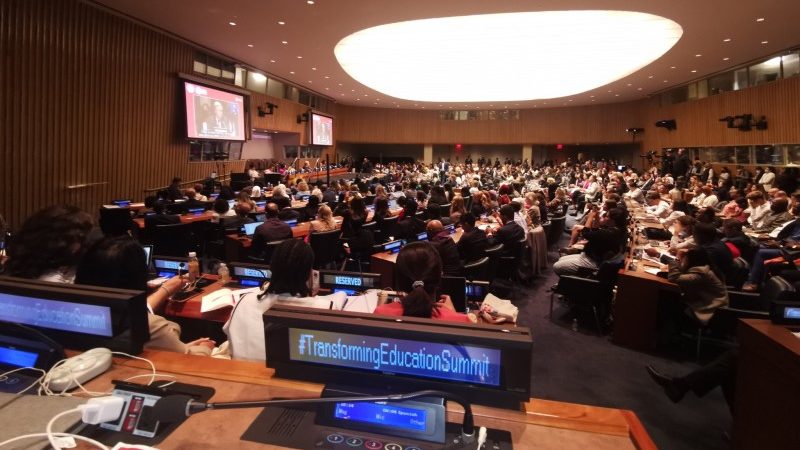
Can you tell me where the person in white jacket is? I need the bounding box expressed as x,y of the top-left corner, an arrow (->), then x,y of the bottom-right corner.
758,166 -> 776,191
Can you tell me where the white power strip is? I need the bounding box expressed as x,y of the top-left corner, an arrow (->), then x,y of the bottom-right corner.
46,348 -> 113,392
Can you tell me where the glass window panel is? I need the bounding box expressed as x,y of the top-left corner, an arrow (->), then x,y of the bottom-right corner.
733,68 -> 748,90
750,57 -> 781,85
267,78 -> 284,98
701,148 -> 735,163
708,71 -> 735,95
734,147 -> 751,164
754,145 -> 783,165
787,145 -> 800,164
286,86 -> 299,102
696,79 -> 708,99
246,72 -> 267,93
235,67 -> 245,87
783,53 -> 800,78
298,90 -> 310,105
193,60 -> 206,74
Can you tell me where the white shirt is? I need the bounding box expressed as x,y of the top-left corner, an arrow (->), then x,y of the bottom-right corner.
746,202 -> 771,227
514,211 -> 528,232
759,171 -> 775,190
223,291 -> 346,362
701,194 -> 718,208
646,200 -> 671,218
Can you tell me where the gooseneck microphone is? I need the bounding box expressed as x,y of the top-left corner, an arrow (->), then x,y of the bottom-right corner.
153,389 -> 476,443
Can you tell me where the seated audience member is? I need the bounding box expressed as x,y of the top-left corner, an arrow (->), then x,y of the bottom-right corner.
75,236 -> 215,355
269,184 -> 292,209
236,190 -> 257,212
457,213 -> 490,263
425,202 -> 450,225
645,191 -> 670,218
624,180 -> 645,204
4,205 -> 95,282
426,220 -> 462,276
752,197 -> 791,233
294,181 -> 311,200
429,185 -> 448,205
138,196 -> 158,217
693,222 -> 734,281
511,201 -> 528,231
372,197 -> 392,224
744,190 -> 770,228
321,184 -> 337,204
449,195 -> 467,224
721,219 -> 757,262
349,196 -> 369,223
210,198 -> 236,223
394,199 -> 426,240
300,195 -> 320,222
741,204 -> 800,291
720,189 -> 741,218
309,204 -> 337,233
489,204 -> 526,256
695,206 -> 721,228
668,215 -> 697,254
218,185 -> 236,201
167,177 -> 183,200
193,183 -> 208,202
374,242 -> 471,323
666,248 -> 729,325
341,212 -> 373,254
182,188 -> 206,210
250,203 -> 293,258
224,239 -> 346,361
221,202 -> 254,229
554,225 -> 623,277
662,199 -> 689,227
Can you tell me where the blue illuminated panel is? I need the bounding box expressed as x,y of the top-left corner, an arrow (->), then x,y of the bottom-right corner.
784,307 -> 800,319
289,328 -> 501,386
284,219 -> 298,227
242,222 -> 263,236
112,200 -> 131,208
239,279 -> 262,287
333,288 -> 357,295
188,208 -> 205,215
228,200 -> 236,209
334,402 -> 427,432
154,259 -> 184,271
233,267 -> 271,279
0,346 -> 39,368
0,293 -> 114,337
383,241 -> 402,254
255,201 -> 267,208
416,232 -> 428,242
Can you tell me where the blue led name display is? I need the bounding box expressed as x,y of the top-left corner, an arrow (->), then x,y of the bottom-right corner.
239,279 -> 262,287
334,402 -> 427,432
289,328 -> 501,386
0,293 -> 114,337
334,276 -> 362,287
0,347 -> 39,368
234,267 -> 270,279
154,259 -> 183,271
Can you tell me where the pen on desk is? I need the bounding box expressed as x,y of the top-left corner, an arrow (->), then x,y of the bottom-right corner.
342,298 -> 349,310
329,300 -> 333,310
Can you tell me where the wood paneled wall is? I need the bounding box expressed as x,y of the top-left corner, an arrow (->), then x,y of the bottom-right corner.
641,76 -> 800,151
0,0 -> 243,229
335,101 -> 647,145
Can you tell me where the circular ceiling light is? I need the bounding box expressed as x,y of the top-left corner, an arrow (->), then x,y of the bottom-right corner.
335,11 -> 683,102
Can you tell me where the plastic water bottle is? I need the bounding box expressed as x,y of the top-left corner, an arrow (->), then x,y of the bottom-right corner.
187,252 -> 200,279
571,318 -> 579,332
218,262 -> 230,284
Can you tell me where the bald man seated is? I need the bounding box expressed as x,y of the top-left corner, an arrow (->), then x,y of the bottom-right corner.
426,220 -> 462,276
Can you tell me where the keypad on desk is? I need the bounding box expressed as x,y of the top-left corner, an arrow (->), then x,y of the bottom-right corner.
318,433 -> 421,450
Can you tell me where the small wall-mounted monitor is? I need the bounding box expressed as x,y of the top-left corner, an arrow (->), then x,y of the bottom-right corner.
184,81 -> 246,141
311,113 -> 333,146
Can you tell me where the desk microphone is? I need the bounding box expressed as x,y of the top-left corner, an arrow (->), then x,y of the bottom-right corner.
153,389 -> 476,444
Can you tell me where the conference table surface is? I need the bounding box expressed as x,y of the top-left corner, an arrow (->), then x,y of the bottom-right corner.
70,349 -> 656,450
132,200 -> 309,229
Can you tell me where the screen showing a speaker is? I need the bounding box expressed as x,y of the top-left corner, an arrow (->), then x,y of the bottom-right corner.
184,81 -> 245,141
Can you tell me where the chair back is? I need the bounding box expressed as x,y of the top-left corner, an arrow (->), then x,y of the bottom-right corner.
98,208 -> 135,237
309,229 -> 343,269
546,215 -> 566,247
262,239 -> 286,264
153,222 -> 195,257
439,203 -> 452,218
762,276 -> 797,310
378,216 -> 399,243
362,221 -> 377,233
464,257 -> 490,282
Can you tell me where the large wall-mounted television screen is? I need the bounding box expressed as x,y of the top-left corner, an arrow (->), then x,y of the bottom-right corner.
184,81 -> 246,141
311,112 -> 333,146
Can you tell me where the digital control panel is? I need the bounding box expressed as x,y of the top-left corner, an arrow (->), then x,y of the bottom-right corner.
232,265 -> 272,287
153,259 -> 187,279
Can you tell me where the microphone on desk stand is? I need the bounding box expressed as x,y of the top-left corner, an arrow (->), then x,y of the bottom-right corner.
152,389 -> 479,446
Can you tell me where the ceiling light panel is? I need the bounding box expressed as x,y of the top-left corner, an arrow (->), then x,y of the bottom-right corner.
334,10 -> 682,102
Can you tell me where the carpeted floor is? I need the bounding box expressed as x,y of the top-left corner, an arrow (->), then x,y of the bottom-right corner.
510,220 -> 731,450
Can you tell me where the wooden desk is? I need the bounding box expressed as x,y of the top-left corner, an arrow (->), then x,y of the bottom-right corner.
733,319 -> 800,450
133,211 -> 216,229
77,349 -> 655,450
612,207 -> 680,351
